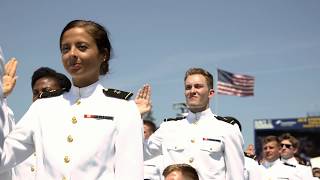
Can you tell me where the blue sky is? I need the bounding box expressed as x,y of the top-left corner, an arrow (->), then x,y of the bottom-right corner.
1,0 -> 319,146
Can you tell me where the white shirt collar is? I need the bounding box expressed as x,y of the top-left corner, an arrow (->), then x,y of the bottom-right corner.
70,80 -> 100,99
186,108 -> 214,124
262,158 -> 281,169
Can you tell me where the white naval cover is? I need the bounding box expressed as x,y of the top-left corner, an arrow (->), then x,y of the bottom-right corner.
144,108 -> 245,180
0,80 -> 144,180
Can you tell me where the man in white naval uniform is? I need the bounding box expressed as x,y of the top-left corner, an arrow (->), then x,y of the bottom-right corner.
279,133 -> 316,180
144,68 -> 244,180
259,135 -> 301,180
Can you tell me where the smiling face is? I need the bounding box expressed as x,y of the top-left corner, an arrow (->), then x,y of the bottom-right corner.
60,27 -> 105,87
184,74 -> 214,113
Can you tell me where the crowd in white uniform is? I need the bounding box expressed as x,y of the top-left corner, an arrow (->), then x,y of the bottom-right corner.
1,19 -> 319,180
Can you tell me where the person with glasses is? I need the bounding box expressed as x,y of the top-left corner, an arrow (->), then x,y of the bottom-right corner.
279,133 -> 315,179
259,135 -> 302,180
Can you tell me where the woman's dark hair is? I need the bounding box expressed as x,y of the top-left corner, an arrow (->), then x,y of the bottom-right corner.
59,20 -> 113,75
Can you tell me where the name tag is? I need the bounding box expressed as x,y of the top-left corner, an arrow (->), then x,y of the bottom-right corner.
84,114 -> 114,120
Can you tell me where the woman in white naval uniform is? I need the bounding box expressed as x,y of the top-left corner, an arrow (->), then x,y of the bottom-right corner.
0,20 -> 144,180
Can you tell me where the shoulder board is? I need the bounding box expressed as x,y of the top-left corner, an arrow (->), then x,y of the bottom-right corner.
164,116 -> 186,122
102,88 -> 133,100
283,162 -> 296,168
215,115 -> 236,125
39,89 -> 65,99
244,152 -> 257,160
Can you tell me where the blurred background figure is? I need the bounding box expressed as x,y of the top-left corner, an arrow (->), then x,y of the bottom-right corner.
31,67 -> 71,102
279,133 -> 314,179
162,164 -> 199,180
259,135 -> 302,180
310,157 -> 320,178
245,144 -> 256,159
143,120 -> 162,180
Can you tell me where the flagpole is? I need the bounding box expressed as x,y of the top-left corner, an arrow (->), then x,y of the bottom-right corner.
214,68 -> 219,115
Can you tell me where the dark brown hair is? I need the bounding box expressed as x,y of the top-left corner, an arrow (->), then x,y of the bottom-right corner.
59,20 -> 112,75
279,133 -> 299,149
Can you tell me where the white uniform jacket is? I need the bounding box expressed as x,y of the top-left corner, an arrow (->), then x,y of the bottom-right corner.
260,159 -> 301,180
144,108 -> 245,180
143,155 -> 163,180
0,80 -> 144,180
244,156 -> 262,180
12,153 -> 37,180
281,157 -> 315,180
0,99 -> 15,180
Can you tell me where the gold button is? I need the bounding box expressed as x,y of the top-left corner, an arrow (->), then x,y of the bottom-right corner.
189,157 -> 194,163
62,176 -> 67,180
67,135 -> 73,143
72,117 -> 77,124
76,100 -> 81,105
191,139 -> 195,143
64,156 -> 70,163
30,165 -> 35,172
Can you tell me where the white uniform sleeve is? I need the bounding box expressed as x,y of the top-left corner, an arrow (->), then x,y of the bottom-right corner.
224,126 -> 245,180
114,100 -> 144,180
143,122 -> 165,161
245,157 -> 262,180
0,103 -> 36,173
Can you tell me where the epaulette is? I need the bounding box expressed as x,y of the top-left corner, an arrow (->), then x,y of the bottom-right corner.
163,116 -> 186,122
39,89 -> 65,99
283,162 -> 296,168
244,152 -> 257,160
102,88 -> 133,100
215,115 -> 236,125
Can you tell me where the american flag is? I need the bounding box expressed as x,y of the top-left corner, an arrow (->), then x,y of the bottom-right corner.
217,69 -> 255,97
